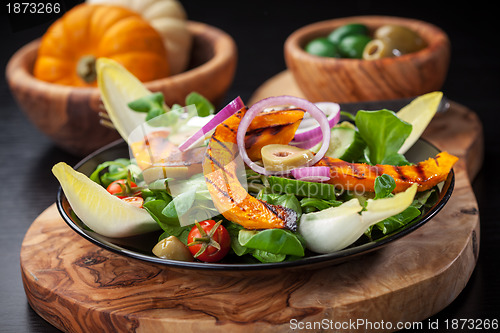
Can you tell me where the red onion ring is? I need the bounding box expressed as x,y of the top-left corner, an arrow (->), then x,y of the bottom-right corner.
290,166 -> 331,182
178,96 -> 244,152
291,102 -> 340,149
237,96 -> 331,175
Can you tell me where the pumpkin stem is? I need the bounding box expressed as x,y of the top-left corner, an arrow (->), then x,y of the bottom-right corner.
77,55 -> 97,84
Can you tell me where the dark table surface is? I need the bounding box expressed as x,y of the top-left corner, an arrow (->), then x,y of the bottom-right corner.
1,1 -> 499,332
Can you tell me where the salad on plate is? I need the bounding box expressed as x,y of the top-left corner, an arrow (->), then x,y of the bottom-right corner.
53,58 -> 458,265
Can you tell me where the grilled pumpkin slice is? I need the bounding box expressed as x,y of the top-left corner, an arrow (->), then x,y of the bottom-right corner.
203,107 -> 304,230
316,151 -> 458,192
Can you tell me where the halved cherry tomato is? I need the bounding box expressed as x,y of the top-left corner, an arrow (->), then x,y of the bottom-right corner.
122,196 -> 144,208
106,179 -> 140,198
187,220 -> 230,262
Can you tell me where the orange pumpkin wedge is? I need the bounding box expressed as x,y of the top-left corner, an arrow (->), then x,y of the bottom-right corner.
316,151 -> 458,193
203,108 -> 304,230
34,4 -> 169,87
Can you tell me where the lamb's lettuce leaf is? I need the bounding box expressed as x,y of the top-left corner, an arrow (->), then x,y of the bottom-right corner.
371,206 -> 421,235
89,158 -> 142,187
238,229 -> 305,257
185,92 -> 215,117
225,222 -> 305,263
374,174 -> 396,199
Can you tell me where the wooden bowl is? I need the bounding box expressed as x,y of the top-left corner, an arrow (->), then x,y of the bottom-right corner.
284,16 -> 450,103
6,21 -> 237,157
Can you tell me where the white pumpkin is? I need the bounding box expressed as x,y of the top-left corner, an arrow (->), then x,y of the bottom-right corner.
87,0 -> 192,75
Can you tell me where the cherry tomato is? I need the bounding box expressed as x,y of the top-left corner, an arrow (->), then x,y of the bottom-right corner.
121,196 -> 144,208
106,179 -> 140,198
187,220 -> 230,262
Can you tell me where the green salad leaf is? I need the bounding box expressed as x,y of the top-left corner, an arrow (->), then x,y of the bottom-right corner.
89,158 -> 142,187
366,176 -> 439,237
258,190 -> 302,217
267,176 -> 337,200
162,187 -> 197,218
158,227 -> 191,245
127,91 -> 214,129
185,92 -> 214,117
252,250 -> 287,263
225,222 -> 250,256
355,109 -> 412,165
143,199 -> 178,228
238,229 -> 305,257
127,92 -> 166,122
224,221 -> 305,263
299,197 -> 342,213
372,206 -> 421,234
374,174 -> 396,199
380,152 -> 411,166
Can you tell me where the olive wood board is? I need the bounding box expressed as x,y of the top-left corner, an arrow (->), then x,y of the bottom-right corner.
21,76 -> 482,332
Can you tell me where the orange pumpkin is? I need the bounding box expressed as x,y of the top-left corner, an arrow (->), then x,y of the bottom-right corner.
203,108 -> 304,231
317,151 -> 458,192
33,4 -> 170,87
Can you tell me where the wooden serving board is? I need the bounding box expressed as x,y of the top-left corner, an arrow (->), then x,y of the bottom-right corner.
21,72 -> 483,332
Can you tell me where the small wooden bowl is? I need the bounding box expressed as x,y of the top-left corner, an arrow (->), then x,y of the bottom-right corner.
284,16 -> 450,103
6,21 -> 237,157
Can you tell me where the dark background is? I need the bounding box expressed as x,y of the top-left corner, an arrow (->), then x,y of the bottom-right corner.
1,1 -> 499,332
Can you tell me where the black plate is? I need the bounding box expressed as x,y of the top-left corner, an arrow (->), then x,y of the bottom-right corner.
56,138 -> 454,272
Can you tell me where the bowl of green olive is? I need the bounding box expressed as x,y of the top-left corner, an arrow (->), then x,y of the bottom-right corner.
284,16 -> 450,103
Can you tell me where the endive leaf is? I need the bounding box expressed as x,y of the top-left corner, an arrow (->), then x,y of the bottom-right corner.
298,184 -> 418,253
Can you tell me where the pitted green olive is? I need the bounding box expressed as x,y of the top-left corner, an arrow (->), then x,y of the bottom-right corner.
261,144 -> 314,172
374,25 -> 426,55
363,39 -> 394,60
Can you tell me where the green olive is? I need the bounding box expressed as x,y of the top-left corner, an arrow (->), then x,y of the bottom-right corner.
374,25 -> 426,55
327,23 -> 369,46
305,37 -> 339,57
152,236 -> 194,261
261,144 -> 314,172
338,34 -> 372,59
363,39 -> 394,60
